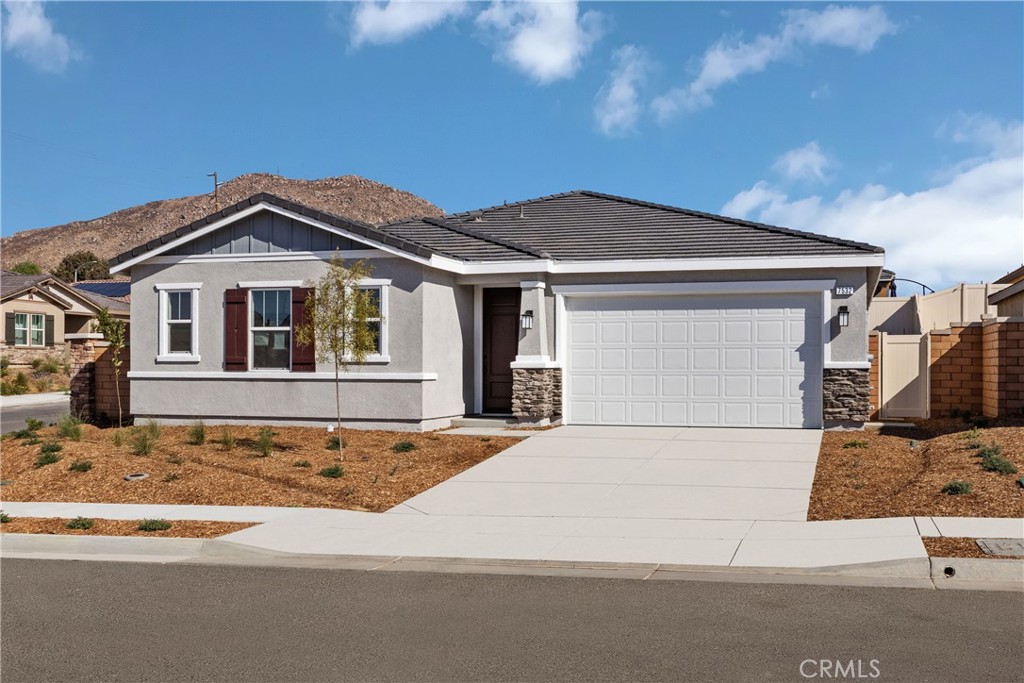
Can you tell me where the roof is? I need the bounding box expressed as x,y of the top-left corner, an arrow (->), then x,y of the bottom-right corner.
989,280 -> 1024,305
1,270 -> 52,300
1,270 -> 129,314
111,189 -> 884,268
382,190 -> 884,261
72,279 -> 131,302
994,265 -> 1024,285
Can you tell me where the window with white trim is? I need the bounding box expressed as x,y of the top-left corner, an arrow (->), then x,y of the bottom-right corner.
156,283 -> 201,362
251,289 -> 291,369
359,281 -> 389,361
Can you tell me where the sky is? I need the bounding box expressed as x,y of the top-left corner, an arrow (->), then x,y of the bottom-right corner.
2,1 -> 1022,289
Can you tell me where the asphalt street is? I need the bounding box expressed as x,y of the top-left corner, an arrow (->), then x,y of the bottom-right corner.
2,559 -> 1022,682
1,399 -> 70,434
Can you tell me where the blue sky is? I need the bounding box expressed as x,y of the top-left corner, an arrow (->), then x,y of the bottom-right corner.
3,1 -> 1022,288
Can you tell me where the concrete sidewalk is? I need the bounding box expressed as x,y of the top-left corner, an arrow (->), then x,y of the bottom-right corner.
5,501 -> 1021,570
1,391 -> 70,407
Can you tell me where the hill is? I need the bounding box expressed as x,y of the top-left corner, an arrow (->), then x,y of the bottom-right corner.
0,174 -> 443,272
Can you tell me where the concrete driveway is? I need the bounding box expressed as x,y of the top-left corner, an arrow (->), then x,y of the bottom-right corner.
393,426 -> 822,522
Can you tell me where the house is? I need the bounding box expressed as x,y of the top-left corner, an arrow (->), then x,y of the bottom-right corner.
2,271 -> 130,365
873,269 -> 897,297
109,191 -> 885,431
72,278 -> 132,303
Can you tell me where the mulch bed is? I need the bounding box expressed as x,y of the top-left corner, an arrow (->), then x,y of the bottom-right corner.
0,517 -> 251,538
0,424 -> 518,512
923,537 -> 1024,559
809,418 -> 1024,520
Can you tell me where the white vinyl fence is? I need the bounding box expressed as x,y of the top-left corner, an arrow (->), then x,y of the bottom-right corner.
878,332 -> 930,419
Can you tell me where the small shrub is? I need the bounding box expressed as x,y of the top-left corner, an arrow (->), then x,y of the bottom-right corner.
32,378 -> 52,393
34,452 -> 61,469
842,440 -> 869,449
326,435 -> 344,451
14,371 -> 29,390
163,473 -> 179,482
969,416 -> 991,429
293,460 -> 312,468
254,427 -> 275,457
138,519 -> 172,532
40,441 -> 62,455
10,428 -> 36,440
22,437 -> 41,446
24,418 -> 44,432
186,420 -> 206,446
65,517 -> 94,530
40,357 -> 62,374
30,357 -> 43,370
941,481 -> 972,495
977,443 -> 1002,459
56,414 -> 83,441
143,418 -> 161,440
0,512 -> 10,523
218,428 -> 236,451
319,464 -> 344,478
68,459 -> 93,473
981,454 -> 1018,475
112,430 -> 124,447
130,431 -> 155,456
0,356 -> 8,376
166,455 -> 184,465
392,440 -> 417,453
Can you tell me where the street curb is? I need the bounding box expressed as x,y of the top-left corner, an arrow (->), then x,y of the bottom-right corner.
4,533 -> 1020,591
0,392 -> 70,408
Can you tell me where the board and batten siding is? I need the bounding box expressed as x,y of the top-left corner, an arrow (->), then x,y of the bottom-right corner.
168,210 -> 362,256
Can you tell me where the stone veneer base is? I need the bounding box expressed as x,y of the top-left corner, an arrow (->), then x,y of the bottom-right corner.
512,368 -> 562,421
823,368 -> 871,424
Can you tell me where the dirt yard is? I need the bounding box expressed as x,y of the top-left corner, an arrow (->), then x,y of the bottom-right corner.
0,517 -> 251,538
922,536 -> 1024,559
0,422 -> 518,512
809,418 -> 1024,520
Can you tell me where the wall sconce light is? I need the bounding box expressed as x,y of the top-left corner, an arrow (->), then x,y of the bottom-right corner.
521,310 -> 534,330
837,305 -> 850,327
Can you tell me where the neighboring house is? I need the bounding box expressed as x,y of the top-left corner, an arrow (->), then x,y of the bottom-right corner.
73,278 -> 132,303
988,280 -> 1024,317
110,191 -> 885,431
1,271 -> 130,364
873,269 -> 897,297
994,264 -> 1024,286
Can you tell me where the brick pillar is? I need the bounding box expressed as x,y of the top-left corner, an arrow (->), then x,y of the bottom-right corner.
983,318 -> 1024,417
67,333 -> 104,422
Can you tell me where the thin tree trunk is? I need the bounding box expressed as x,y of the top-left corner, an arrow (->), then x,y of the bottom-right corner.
335,357 -> 343,458
114,366 -> 122,427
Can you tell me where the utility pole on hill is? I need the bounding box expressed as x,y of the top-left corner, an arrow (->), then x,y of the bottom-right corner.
208,172 -> 225,210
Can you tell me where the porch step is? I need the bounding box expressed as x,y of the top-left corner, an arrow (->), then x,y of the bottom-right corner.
450,416 -> 519,428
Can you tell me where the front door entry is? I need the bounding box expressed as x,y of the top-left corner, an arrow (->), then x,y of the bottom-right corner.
482,288 -> 521,413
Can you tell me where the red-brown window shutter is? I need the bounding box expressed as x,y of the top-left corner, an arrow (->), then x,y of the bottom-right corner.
291,287 -> 315,372
224,288 -> 248,371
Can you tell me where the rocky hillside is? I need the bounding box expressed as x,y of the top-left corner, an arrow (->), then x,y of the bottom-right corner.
1,174 -> 443,272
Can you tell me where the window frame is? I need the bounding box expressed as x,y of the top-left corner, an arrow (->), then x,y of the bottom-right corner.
358,279 -> 390,363
29,313 -> 45,347
249,288 -> 293,371
13,313 -> 29,347
155,282 -> 202,363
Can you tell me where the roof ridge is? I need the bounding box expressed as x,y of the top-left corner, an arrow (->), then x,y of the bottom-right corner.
445,190 -> 582,219
576,190 -> 884,254
421,216 -> 550,259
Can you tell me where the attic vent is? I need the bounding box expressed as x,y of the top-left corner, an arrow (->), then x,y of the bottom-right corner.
471,212 -> 484,222
517,205 -> 526,219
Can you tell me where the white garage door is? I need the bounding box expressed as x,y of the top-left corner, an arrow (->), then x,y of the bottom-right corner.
565,293 -> 822,428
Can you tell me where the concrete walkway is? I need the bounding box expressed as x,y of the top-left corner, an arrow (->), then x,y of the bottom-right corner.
1,391 -> 70,407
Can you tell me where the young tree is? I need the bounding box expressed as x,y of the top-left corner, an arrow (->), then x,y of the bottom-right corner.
11,262 -> 41,275
55,250 -> 109,282
295,257 -> 380,455
95,308 -> 127,427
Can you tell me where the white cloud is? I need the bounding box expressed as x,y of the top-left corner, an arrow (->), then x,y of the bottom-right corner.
810,83 -> 830,99
594,45 -> 650,137
1,0 -> 79,74
722,117 -> 1024,289
773,141 -> 833,182
653,4 -> 896,121
350,1 -> 467,48
476,1 -> 604,84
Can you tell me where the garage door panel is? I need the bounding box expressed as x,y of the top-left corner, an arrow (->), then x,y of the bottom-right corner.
566,293 -> 821,429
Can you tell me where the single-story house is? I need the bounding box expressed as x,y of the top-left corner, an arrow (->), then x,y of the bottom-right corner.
2,271 -> 130,365
110,191 -> 885,431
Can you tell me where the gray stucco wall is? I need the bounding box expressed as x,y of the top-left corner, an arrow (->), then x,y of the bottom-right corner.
129,255 -> 452,427
420,269 -> 473,420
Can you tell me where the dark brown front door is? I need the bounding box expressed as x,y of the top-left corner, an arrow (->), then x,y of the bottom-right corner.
482,288 -> 521,413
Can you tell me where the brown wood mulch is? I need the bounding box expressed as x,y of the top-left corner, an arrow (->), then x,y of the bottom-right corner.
0,517 -> 251,538
923,536 -> 1024,559
808,418 -> 1024,520
0,425 -> 518,513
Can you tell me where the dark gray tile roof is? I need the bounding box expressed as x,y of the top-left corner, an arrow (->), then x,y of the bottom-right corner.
111,189 -> 883,268
382,190 -> 883,261
1,270 -> 51,299
72,280 -> 131,301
